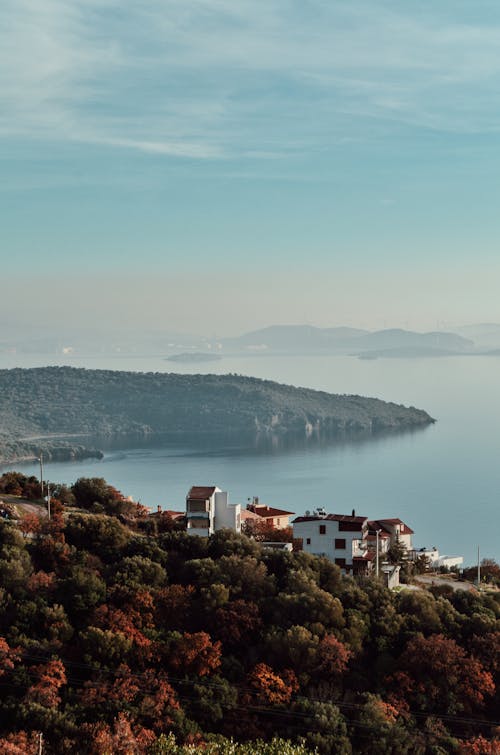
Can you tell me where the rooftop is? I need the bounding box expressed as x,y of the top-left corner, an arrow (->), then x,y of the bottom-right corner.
293,513 -> 367,524
187,486 -> 217,500
249,504 -> 295,518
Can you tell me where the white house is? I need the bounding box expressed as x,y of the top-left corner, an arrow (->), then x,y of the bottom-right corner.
186,486 -> 241,537
410,546 -> 463,570
293,509 -> 416,575
371,518 -> 414,551
292,510 -> 373,574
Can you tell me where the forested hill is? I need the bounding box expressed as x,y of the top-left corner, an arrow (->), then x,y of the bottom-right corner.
0,367 -> 434,463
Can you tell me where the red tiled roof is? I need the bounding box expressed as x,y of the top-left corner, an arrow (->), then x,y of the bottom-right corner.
293,513 -> 367,524
187,486 -> 217,500
375,518 -> 414,535
353,551 -> 376,561
251,505 -> 295,519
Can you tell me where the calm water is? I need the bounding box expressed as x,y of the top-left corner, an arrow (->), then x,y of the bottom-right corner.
2,352 -> 499,566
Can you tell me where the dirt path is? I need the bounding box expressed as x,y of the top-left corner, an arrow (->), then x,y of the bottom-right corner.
414,575 -> 475,592
0,495 -> 48,518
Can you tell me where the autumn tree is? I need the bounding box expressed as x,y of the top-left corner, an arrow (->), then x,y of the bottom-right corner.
169,631 -> 222,677
386,633 -> 495,716
25,659 -> 66,707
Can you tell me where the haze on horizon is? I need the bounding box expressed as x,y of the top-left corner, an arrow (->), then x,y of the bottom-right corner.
2,1 -> 500,337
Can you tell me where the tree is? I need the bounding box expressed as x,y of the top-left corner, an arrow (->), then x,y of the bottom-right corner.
65,514 -> 129,561
83,712 -> 155,755
459,735 -> 500,754
314,634 -> 351,679
0,731 -> 40,754
169,632 -> 222,677
245,663 -> 297,707
386,633 -> 495,716
26,659 -> 66,708
352,694 -> 424,755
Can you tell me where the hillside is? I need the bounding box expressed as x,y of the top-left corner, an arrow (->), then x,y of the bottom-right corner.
0,496 -> 496,753
0,367 -> 434,463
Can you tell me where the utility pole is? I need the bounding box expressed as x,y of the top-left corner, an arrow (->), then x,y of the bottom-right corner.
37,453 -> 44,500
375,529 -> 381,579
477,545 -> 481,589
46,481 -> 51,520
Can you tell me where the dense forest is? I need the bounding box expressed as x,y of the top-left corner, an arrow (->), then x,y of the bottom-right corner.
0,367 -> 434,463
0,472 -> 497,754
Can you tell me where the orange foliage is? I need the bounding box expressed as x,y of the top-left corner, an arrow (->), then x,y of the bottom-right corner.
245,663 -> 296,706
315,634 -> 352,677
459,735 -> 500,754
214,599 -> 262,645
126,589 -> 155,630
170,631 -> 222,676
93,605 -> 153,654
80,664 -> 140,707
80,664 -> 179,734
0,638 -> 20,676
86,713 -> 155,755
0,731 -> 39,754
27,570 -> 56,592
389,634 -> 495,715
138,669 -> 180,731
18,513 -> 42,537
26,659 -> 66,707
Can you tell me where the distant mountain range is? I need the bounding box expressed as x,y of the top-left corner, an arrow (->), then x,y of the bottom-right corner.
4,323 -> 500,359
218,325 -> 474,357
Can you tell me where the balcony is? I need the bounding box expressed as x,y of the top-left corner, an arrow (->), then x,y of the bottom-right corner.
187,518 -> 209,529
187,500 -> 210,514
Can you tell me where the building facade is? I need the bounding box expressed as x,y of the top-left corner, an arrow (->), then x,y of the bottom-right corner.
292,511 -> 372,573
293,510 -> 415,575
186,486 -> 241,537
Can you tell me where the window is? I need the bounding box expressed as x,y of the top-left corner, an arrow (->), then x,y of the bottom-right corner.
335,538 -> 346,549
319,524 -> 326,535
306,538 -> 311,545
335,558 -> 346,567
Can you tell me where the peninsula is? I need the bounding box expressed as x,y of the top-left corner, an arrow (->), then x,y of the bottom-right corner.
0,367 -> 434,464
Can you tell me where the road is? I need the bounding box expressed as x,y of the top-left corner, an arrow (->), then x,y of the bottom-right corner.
414,575 -> 475,592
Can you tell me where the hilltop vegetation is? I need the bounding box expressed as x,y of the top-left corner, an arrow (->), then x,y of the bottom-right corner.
0,367 -> 434,463
0,472 -> 497,753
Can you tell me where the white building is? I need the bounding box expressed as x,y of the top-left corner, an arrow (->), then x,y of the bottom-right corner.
372,518 -> 414,551
292,510 -> 373,574
293,510 -> 416,575
186,486 -> 241,537
411,546 -> 463,570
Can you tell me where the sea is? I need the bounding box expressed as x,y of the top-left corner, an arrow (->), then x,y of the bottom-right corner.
2,351 -> 499,566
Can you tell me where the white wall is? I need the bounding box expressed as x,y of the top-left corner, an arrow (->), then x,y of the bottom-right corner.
293,519 -> 363,566
214,491 -> 241,533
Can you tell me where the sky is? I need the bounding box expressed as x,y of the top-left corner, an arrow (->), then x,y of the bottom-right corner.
2,0 -> 500,336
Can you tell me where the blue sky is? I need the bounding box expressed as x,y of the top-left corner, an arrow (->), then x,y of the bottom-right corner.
2,0 -> 500,333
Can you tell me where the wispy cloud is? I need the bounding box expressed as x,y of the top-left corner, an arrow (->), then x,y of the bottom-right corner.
3,0 -> 500,161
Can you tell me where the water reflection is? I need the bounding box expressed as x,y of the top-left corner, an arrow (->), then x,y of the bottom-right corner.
88,423 -> 434,460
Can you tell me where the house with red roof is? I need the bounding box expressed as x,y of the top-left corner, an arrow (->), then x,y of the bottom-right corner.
246,497 -> 295,529
292,509 -> 414,577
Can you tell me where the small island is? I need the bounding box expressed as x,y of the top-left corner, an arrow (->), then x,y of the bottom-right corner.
165,352 -> 223,363
0,367 -> 435,464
